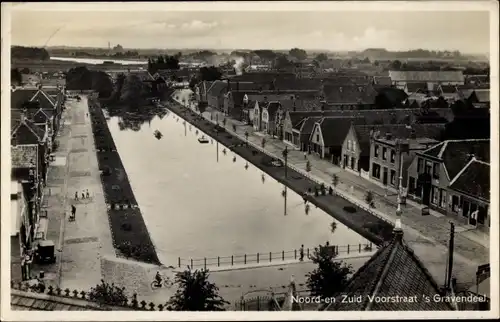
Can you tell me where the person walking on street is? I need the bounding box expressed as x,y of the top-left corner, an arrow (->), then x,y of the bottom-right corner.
81,191 -> 85,199
71,205 -> 76,221
299,244 -> 305,261
303,152 -> 307,160
75,191 -> 78,200
85,189 -> 90,199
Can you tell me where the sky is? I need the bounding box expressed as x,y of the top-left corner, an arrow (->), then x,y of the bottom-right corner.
7,2 -> 493,54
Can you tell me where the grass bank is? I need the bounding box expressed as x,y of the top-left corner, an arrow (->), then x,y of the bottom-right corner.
165,100 -> 395,246
87,98 -> 160,265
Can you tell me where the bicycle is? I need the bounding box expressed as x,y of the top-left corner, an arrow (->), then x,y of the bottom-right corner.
151,275 -> 174,289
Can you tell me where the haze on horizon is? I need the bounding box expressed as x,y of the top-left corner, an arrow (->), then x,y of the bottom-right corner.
9,5 -> 491,54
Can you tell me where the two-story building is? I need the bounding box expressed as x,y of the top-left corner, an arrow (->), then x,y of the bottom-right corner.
342,124 -> 445,176
406,139 -> 490,220
11,181 -> 33,281
206,80 -> 229,112
388,70 -> 465,91
368,135 -> 439,191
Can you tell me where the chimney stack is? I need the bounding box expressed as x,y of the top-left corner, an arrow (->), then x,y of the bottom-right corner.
393,218 -> 403,239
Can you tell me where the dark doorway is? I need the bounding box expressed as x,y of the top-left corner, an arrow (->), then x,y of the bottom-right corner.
382,167 -> 388,185
343,155 -> 348,168
477,205 -> 487,225
418,173 -> 432,206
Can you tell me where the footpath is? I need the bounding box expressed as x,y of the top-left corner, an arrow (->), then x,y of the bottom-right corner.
173,89 -> 489,290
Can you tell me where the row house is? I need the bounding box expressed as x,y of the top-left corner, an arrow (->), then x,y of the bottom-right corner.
282,107 -> 453,151
11,182 -> 32,281
406,139 -> 490,228
388,70 -> 465,91
342,124 -> 445,176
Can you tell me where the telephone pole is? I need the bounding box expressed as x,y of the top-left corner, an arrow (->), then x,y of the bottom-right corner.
445,222 -> 455,290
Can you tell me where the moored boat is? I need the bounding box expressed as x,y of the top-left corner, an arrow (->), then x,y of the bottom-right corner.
198,135 -> 209,144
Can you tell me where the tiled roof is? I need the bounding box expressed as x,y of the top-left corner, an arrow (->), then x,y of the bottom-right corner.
274,78 -> 322,91
11,89 -> 38,110
11,289 -> 107,311
439,85 -> 458,94
406,82 -> 429,93
227,81 -> 263,92
11,118 -> 46,145
323,84 -> 378,104
207,80 -> 228,97
373,76 -> 392,86
299,117 -> 322,142
230,72 -> 296,83
322,76 -> 371,86
472,89 -> 490,103
389,70 -> 465,83
449,158 -> 490,202
421,139 -> 490,180
318,117 -> 364,147
354,124 -> 445,156
11,145 -> 38,169
325,225 -> 454,311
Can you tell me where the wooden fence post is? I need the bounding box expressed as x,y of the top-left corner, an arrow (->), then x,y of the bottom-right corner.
244,254 -> 247,264
257,253 -> 259,263
269,252 -> 272,262
347,245 -> 350,254
178,257 -> 181,268
294,249 -> 297,259
191,258 -> 193,268
231,255 -> 234,266
218,257 -> 220,267
282,250 -> 284,261
359,243 -> 361,252
204,258 -> 206,270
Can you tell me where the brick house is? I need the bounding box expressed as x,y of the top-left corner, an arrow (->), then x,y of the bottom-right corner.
406,139 -> 490,222
342,124 -> 445,175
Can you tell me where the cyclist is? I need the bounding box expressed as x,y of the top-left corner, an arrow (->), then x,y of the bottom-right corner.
155,271 -> 162,286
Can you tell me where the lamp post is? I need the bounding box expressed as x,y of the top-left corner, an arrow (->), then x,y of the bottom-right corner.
282,146 -> 289,216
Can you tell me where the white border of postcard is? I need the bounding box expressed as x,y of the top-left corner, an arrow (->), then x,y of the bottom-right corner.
1,1 -> 499,320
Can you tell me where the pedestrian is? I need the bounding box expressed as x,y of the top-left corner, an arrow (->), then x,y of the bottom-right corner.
81,191 -> 85,199
71,205 -> 76,220
303,151 -> 307,160
75,191 -> 78,200
299,245 -> 304,261
86,189 -> 90,199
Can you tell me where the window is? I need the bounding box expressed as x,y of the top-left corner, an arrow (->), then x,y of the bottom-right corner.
350,157 -> 356,169
316,134 -> 319,142
390,150 -> 396,163
417,158 -> 423,173
382,147 -> 387,161
451,195 -> 460,213
432,163 -> 440,180
347,140 -> 352,151
390,169 -> 396,186
425,161 -> 432,175
372,163 -> 381,179
352,141 -> 356,152
374,145 -> 379,158
440,189 -> 447,209
431,186 -> 439,205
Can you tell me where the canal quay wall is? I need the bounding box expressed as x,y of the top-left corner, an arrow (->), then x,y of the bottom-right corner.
165,101 -> 395,246
87,98 -> 161,265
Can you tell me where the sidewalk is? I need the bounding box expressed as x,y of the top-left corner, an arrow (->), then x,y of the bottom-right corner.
173,89 -> 489,288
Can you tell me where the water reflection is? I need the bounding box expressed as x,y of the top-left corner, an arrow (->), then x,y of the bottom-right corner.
106,110 -> 368,266
106,103 -> 170,132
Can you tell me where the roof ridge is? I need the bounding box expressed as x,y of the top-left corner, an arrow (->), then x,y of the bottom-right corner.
438,141 -> 448,159
449,157 -> 476,186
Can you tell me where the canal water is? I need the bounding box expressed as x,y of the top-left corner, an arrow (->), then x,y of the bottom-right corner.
106,111 -> 368,266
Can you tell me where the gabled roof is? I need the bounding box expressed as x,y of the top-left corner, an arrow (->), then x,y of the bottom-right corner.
263,101 -> 282,119
11,145 -> 38,169
207,80 -> 228,97
299,116 -> 322,134
449,158 -> 490,202
323,84 -> 378,104
420,139 -> 490,180
405,82 -> 429,93
11,89 -> 38,110
325,223 -> 454,311
472,89 -> 490,103
318,117 -> 364,147
11,118 -> 46,145
439,85 -> 458,94
354,124 -> 445,156
389,70 -> 465,83
30,90 -> 56,110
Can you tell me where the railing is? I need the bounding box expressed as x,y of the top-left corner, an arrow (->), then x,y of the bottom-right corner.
178,243 -> 374,269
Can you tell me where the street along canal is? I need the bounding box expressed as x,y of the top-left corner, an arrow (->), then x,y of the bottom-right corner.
106,110 -> 370,267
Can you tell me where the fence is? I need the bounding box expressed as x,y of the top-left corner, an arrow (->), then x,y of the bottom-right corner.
178,243 -> 374,269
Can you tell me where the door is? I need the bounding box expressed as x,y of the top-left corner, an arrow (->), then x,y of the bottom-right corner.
382,167 -> 388,185
462,200 -> 470,219
468,203 -> 478,226
343,155 -> 348,168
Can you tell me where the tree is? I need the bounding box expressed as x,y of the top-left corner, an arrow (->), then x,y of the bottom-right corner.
275,54 -> 293,70
315,53 -> 328,62
199,66 -> 222,81
389,60 -> 402,70
189,76 -> 199,90
166,269 -> 228,311
289,48 -> 307,61
11,68 -> 22,85
88,279 -> 128,307
11,46 -> 50,60
306,243 -> 353,298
